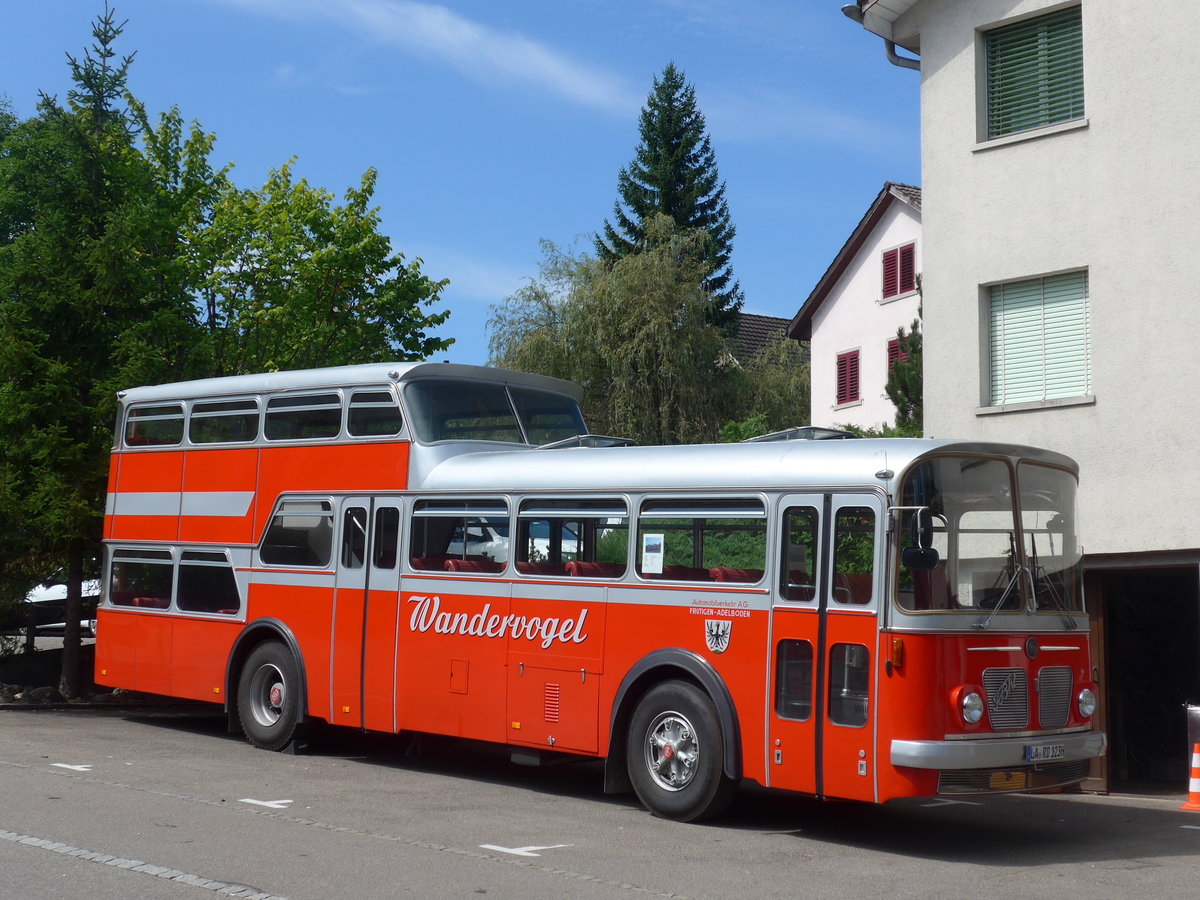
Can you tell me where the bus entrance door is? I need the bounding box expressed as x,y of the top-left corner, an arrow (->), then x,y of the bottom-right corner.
332,497 -> 403,732
769,493 -> 881,801
818,495 -> 881,802
768,496 -> 821,795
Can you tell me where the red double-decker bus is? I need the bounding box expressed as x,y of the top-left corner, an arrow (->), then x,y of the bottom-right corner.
96,362 -> 1105,820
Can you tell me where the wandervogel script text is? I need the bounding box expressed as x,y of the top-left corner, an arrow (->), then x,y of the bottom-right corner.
407,595 -> 590,648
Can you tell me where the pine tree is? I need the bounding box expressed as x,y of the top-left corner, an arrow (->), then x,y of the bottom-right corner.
885,313 -> 923,436
596,63 -> 743,333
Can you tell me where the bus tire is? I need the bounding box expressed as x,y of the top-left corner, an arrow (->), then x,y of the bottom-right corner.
237,641 -> 301,751
626,680 -> 737,822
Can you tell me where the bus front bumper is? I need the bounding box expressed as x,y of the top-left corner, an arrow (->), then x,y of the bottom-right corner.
891,730 -> 1107,770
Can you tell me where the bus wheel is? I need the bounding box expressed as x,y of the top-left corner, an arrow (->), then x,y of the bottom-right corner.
626,680 -> 737,822
237,642 -> 300,751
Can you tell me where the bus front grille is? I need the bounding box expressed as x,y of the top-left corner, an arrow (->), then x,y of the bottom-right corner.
1037,667 -> 1073,728
983,668 -> 1029,730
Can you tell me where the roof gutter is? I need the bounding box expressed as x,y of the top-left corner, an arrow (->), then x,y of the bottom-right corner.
840,3 -> 921,72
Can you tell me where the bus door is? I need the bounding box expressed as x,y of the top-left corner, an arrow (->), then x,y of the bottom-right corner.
769,493 -> 882,801
332,497 -> 403,732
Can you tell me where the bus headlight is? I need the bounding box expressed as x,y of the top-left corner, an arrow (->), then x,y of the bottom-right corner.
961,691 -> 985,725
1077,688 -> 1097,719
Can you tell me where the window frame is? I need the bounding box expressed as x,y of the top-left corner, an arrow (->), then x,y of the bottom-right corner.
984,269 -> 1091,410
881,242 -> 917,301
980,5 -> 1085,143
835,350 -> 861,408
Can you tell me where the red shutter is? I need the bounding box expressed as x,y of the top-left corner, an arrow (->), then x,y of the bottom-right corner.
882,249 -> 899,298
888,338 -> 908,370
899,243 -> 916,294
837,351 -> 860,405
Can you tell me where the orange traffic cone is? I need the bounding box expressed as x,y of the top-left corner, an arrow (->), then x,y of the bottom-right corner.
1181,743 -> 1200,811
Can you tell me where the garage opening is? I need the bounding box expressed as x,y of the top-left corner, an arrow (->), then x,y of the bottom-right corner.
1102,568 -> 1200,790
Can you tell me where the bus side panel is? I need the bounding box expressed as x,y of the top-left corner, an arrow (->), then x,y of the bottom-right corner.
601,587 -> 771,785
133,613 -> 174,697
330,583 -> 367,728
505,590 -> 607,754
395,583 -> 511,743
874,631 -> 944,801
180,448 -> 259,544
255,443 -> 410,536
362,588 -> 401,733
108,450 -> 185,542
245,581 -> 335,722
93,608 -> 138,691
169,618 -> 240,703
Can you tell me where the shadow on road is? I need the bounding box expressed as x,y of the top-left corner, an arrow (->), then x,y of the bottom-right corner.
112,705 -> 1199,865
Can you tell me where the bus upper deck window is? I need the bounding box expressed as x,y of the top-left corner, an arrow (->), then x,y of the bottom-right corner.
348,390 -> 403,437
124,404 -> 184,447
265,393 -> 342,441
190,399 -> 259,444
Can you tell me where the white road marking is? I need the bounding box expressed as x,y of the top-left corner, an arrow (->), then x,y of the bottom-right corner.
0,828 -> 286,898
921,798 -> 981,807
479,843 -> 572,857
238,798 -> 294,809
51,763 -> 93,771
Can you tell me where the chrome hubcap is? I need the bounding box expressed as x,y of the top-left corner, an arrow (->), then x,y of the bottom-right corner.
645,710 -> 699,791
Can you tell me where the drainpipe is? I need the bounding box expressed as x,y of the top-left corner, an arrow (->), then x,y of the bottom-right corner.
841,3 -> 921,72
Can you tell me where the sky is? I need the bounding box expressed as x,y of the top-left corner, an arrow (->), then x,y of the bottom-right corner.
3,0 -> 920,366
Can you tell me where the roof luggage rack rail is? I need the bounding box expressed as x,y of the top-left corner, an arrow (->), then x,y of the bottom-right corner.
743,426 -> 857,443
536,434 -> 637,450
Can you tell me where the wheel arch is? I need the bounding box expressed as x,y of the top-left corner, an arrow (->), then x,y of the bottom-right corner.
224,618 -> 309,729
604,648 -> 742,793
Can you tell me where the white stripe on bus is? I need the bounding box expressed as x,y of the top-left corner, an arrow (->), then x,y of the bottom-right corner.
106,491 -> 254,518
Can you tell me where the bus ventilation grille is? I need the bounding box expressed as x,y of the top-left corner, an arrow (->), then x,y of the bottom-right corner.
544,683 -> 561,722
937,760 -> 1090,795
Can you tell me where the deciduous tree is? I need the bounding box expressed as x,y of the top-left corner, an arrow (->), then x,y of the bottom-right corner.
0,7 -> 198,693
492,215 -> 738,445
197,162 -> 452,376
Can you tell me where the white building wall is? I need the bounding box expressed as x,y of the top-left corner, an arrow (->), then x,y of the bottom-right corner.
901,0 -> 1200,556
810,201 -> 922,431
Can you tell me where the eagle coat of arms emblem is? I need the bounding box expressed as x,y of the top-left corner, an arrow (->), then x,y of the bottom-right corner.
704,619 -> 732,653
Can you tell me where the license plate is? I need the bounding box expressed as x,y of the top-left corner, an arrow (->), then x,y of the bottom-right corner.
1025,743 -> 1066,762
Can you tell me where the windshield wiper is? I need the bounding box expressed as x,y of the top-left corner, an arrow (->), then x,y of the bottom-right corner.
1029,534 -> 1077,629
976,564 -> 1026,630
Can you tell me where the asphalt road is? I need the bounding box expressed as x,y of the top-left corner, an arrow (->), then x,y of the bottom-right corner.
1,707 -> 1198,900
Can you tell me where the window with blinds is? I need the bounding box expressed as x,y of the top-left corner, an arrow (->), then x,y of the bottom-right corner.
988,271 -> 1090,406
985,5 -> 1083,139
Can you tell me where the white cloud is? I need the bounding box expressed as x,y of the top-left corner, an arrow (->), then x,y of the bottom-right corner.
409,244 -> 532,304
210,0 -> 639,115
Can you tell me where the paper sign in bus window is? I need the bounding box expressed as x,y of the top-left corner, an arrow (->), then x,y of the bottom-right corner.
641,534 -> 664,574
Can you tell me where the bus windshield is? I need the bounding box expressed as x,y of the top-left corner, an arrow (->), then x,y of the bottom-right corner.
896,456 -> 1083,615
404,380 -> 586,445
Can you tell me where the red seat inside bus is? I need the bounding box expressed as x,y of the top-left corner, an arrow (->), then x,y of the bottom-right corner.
709,566 -> 764,583
564,561 -> 624,579
643,565 -> 713,582
515,561 -> 567,576
410,555 -> 453,571
111,592 -> 170,610
444,558 -> 504,574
